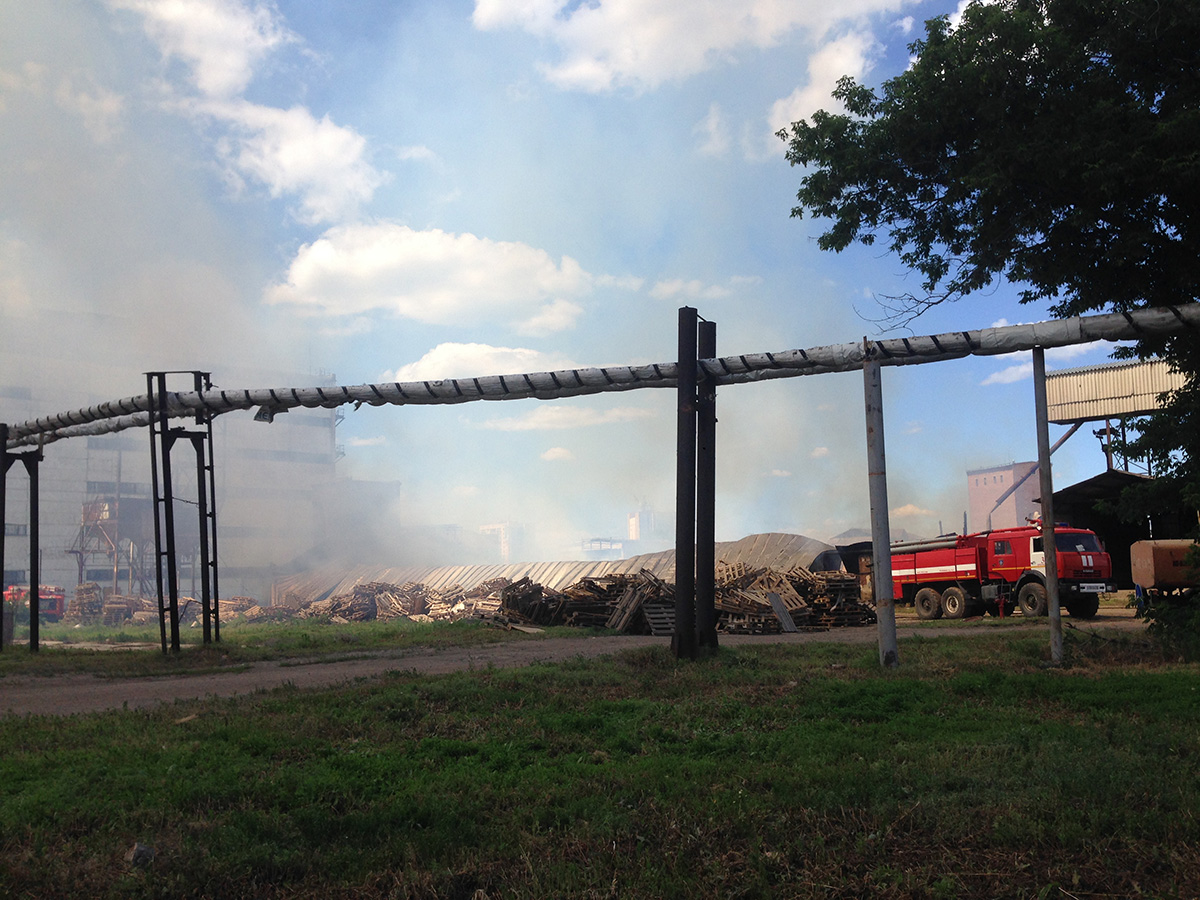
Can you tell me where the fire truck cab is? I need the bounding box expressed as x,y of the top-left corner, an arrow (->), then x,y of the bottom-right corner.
891,525 -> 1114,620
2,584 -> 68,622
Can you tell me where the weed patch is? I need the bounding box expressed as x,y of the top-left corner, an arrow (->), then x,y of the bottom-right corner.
2,635 -> 1199,898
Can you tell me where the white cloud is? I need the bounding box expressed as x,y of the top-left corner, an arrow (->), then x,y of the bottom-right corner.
810,446 -> 829,458
541,446 -> 574,461
980,342 -> 1107,386
769,468 -> 792,477
516,298 -> 585,336
0,63 -> 47,111
768,29 -> 878,137
892,502 -> 934,517
397,144 -> 437,162
650,278 -> 732,301
53,75 -> 124,143
268,223 -> 599,328
481,406 -> 655,431
596,274 -> 646,291
197,100 -> 385,225
347,435 -> 387,447
0,238 -> 36,315
981,361 -> 1033,386
108,0 -> 296,99
109,1 -> 382,225
694,102 -> 730,157
383,343 -> 578,382
948,0 -> 996,31
473,0 -> 912,93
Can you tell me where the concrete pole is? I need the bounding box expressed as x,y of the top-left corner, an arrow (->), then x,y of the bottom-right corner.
1032,347 -> 1064,664
864,348 -> 900,668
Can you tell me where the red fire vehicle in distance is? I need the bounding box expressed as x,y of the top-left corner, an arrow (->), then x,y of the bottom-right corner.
2,584 -> 68,622
890,524 -> 1114,620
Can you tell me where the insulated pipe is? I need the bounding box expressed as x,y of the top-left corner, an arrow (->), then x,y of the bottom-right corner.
888,537 -> 961,554
7,305 -> 1199,449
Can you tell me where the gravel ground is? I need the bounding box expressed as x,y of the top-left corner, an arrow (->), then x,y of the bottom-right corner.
0,607 -> 1143,717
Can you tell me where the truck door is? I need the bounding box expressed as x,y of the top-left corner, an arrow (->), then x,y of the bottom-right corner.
1029,536 -> 1045,575
990,538 -> 1013,579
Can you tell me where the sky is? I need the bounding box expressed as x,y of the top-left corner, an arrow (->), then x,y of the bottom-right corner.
0,0 -> 1125,562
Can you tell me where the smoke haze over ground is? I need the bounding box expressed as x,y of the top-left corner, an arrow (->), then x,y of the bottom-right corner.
2,1 -> 1123,570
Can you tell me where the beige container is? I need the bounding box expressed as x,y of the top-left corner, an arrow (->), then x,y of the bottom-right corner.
1130,540 -> 1199,590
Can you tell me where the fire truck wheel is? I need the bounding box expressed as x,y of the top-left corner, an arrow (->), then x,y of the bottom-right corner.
1066,596 -> 1100,619
940,586 -> 967,619
1018,582 -> 1048,617
914,588 -> 943,620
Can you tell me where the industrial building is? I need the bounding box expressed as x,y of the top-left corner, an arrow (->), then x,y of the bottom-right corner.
1,379 -> 340,604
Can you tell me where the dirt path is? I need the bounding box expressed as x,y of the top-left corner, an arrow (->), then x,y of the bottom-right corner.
0,611 -> 1143,717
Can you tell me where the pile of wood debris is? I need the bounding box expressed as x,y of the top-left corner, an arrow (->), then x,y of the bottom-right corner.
279,562 -> 874,634
56,562 -> 874,636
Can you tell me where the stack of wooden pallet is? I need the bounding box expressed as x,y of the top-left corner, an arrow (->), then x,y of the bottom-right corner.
65,582 -> 105,625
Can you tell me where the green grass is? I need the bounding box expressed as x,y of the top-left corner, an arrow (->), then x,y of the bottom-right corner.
2,628 -> 1198,899
0,618 -> 568,678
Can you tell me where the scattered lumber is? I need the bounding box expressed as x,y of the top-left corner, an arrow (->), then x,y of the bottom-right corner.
62,558 -> 876,636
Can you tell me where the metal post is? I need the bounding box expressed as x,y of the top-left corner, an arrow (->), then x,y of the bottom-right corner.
147,375 -> 167,653
696,318 -> 718,655
24,451 -> 40,653
148,373 -> 182,654
864,346 -> 900,668
204,382 -> 221,644
0,424 -> 7,652
1032,347 -> 1064,664
673,307 -> 698,659
193,433 -> 212,645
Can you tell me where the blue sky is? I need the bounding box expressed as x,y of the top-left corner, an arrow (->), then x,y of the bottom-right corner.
0,0 -> 1121,560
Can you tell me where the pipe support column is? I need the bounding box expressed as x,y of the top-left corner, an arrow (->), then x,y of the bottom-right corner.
673,307 -> 698,659
1033,347 -> 1064,664
696,319 -> 718,655
864,350 -> 900,668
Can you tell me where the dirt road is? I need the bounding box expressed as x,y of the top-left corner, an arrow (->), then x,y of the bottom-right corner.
0,610 -> 1143,717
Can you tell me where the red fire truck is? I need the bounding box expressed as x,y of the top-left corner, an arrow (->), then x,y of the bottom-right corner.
2,584 -> 68,621
890,524 -> 1114,620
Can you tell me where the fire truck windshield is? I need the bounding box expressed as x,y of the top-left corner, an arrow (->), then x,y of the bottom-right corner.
1054,533 -> 1103,553
1032,533 -> 1105,554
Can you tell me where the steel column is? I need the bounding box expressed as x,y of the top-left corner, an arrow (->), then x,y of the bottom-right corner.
204,398 -> 221,643
1032,348 -> 1064,664
0,424 -> 7,651
149,373 -> 182,653
864,349 -> 900,668
148,371 -> 221,653
1,424 -> 44,653
696,319 -> 718,655
26,453 -> 39,653
673,307 -> 698,659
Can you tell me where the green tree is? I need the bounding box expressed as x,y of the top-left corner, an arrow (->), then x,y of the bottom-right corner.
779,0 -> 1200,534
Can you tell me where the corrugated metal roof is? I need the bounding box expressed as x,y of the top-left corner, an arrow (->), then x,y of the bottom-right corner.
271,532 -> 837,606
1046,359 -> 1184,424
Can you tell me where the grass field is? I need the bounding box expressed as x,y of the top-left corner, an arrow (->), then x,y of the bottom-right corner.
2,620 -> 1198,899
